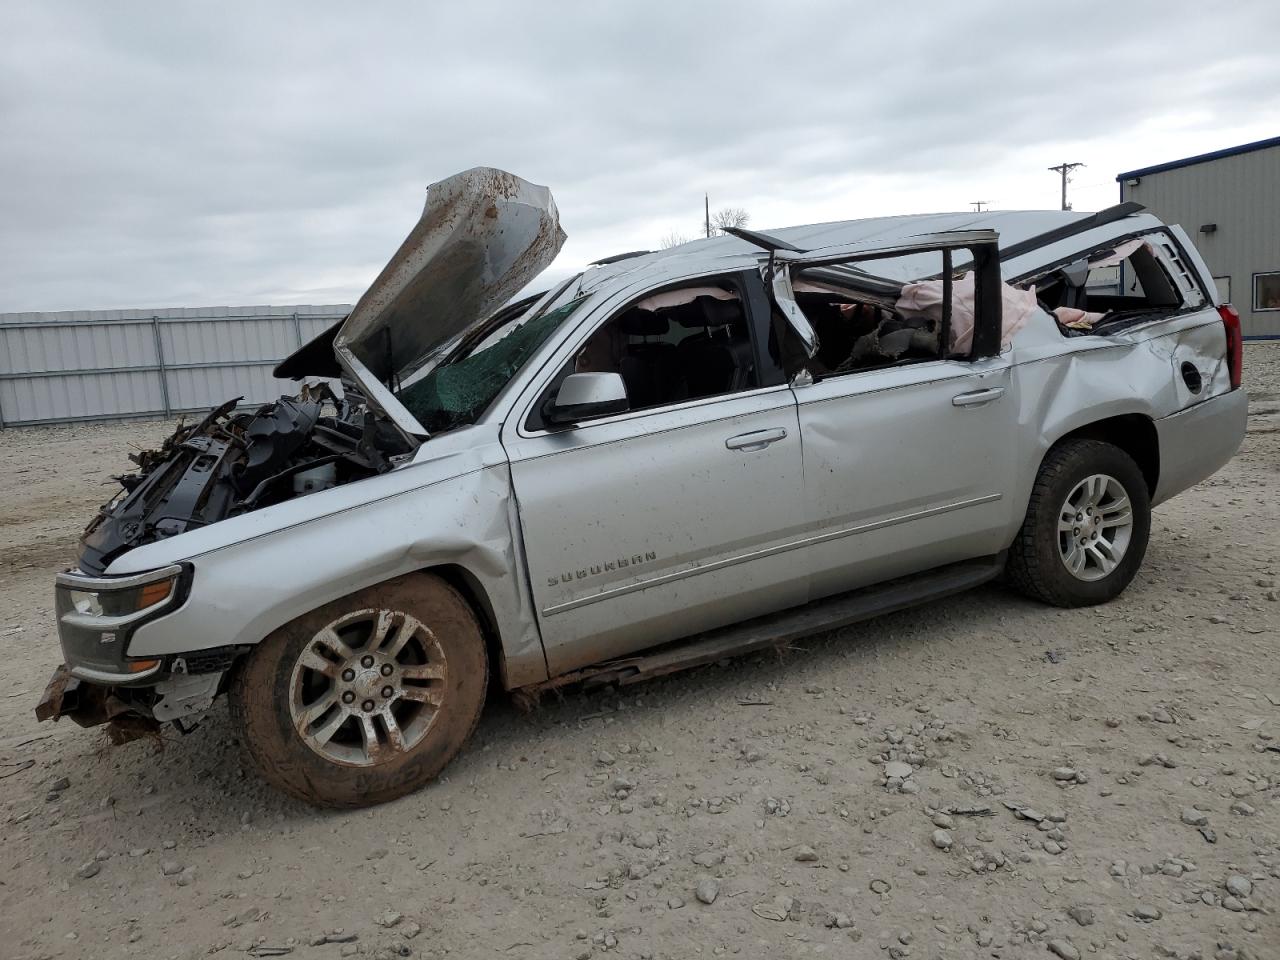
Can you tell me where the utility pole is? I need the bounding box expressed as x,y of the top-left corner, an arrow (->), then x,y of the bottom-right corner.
1047,162 -> 1085,211
705,193 -> 711,238
970,201 -> 989,212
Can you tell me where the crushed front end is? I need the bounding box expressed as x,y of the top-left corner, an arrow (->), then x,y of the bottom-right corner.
39,561 -> 213,739
33,165 -> 567,743
38,382 -> 413,737
77,383 -> 406,576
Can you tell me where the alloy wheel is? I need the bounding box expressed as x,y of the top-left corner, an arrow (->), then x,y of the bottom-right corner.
1057,473 -> 1134,582
288,608 -> 447,766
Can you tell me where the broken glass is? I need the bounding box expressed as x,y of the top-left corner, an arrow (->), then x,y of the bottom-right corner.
400,297 -> 588,433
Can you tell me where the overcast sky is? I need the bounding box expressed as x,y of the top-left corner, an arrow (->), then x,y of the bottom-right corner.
2,1 -> 1278,313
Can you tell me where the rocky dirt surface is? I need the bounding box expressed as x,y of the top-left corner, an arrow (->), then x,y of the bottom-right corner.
1,345 -> 1278,960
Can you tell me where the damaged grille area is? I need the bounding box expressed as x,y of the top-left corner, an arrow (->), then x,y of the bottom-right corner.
77,382 -> 411,575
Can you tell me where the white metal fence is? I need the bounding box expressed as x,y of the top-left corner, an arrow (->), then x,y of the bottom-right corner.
0,305 -> 351,428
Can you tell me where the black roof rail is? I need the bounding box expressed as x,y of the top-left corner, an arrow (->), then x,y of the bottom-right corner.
996,201 -> 1146,262
590,250 -> 651,266
723,226 -> 806,254
918,202 -> 1149,281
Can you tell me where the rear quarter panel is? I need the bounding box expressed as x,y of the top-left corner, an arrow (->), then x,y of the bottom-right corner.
1002,309 -> 1233,539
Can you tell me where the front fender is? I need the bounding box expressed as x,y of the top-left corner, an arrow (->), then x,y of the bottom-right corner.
123,445 -> 547,687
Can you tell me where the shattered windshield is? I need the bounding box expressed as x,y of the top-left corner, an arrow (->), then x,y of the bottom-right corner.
400,294 -> 588,434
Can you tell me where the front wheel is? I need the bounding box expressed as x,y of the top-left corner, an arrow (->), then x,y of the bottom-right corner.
1006,439 -> 1151,607
230,572 -> 488,807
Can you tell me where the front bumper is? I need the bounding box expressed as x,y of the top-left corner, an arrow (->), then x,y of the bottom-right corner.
34,664 -> 79,722
35,663 -> 130,727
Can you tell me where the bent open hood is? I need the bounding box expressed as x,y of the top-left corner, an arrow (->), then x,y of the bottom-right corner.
334,167 -> 565,387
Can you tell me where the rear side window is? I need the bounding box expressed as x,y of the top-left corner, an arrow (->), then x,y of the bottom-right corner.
1029,231 -> 1206,333
1083,239 -> 1179,311
790,250 -> 955,378
779,242 -> 1020,380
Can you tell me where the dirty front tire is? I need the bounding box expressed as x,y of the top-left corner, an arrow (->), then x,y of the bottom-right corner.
230,572 -> 488,808
1006,439 -> 1151,608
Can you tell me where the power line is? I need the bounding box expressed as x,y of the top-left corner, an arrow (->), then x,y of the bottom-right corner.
1047,162 -> 1085,211
970,201 -> 989,212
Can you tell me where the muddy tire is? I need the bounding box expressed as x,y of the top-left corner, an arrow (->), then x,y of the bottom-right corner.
229,572 -> 487,808
1006,439 -> 1151,608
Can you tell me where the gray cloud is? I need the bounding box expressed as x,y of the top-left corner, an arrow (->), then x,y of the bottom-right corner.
2,0 -> 1278,311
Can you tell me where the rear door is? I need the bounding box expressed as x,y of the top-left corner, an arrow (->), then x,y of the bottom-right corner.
794,357 -> 1015,600
773,237 -> 1021,600
502,273 -> 807,676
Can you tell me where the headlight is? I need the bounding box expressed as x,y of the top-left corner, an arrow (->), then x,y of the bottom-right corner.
58,565 -> 184,620
68,590 -> 104,616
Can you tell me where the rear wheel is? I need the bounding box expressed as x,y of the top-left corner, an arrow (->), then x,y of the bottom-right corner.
230,572 -> 487,807
1007,439 -> 1151,607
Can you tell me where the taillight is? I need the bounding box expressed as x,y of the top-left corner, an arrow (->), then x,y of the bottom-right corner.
1218,303 -> 1243,390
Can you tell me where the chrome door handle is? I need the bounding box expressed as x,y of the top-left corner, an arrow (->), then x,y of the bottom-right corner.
725,427 -> 788,451
952,387 -> 1006,407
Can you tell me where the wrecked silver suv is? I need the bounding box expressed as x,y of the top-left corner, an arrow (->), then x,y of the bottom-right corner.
37,167 -> 1247,807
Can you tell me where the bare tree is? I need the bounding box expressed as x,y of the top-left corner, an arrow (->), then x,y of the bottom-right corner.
659,229 -> 691,250
710,207 -> 750,235
661,207 -> 749,248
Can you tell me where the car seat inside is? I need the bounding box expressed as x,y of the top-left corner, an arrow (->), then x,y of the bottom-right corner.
575,284 -> 757,412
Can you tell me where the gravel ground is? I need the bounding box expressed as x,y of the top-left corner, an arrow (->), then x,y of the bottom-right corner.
1,344 -> 1278,960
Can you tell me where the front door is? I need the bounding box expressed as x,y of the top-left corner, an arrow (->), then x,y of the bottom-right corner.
503,278 -> 806,676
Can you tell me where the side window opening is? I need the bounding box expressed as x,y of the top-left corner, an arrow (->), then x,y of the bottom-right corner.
776,244 -> 1025,381
531,278 -> 758,429
789,280 -> 946,377
1097,244 -> 1179,311
779,250 -> 950,380
1029,232 -> 1204,335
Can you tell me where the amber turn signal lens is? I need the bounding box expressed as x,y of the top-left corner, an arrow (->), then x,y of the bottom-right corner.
137,580 -> 174,608
127,659 -> 162,673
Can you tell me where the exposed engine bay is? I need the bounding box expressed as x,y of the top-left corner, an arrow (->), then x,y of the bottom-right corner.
77,382 -> 412,575
73,168 -> 571,577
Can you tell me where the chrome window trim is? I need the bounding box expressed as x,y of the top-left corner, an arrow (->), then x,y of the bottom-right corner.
541,493 -> 1002,616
